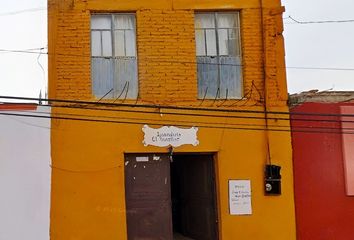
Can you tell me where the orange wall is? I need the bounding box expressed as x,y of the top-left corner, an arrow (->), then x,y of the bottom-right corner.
50,107 -> 295,240
48,0 -> 287,106
48,0 -> 296,239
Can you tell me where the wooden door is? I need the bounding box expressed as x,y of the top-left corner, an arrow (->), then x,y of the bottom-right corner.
179,155 -> 218,240
124,154 -> 173,240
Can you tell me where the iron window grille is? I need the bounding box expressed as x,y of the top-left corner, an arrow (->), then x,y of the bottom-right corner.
91,14 -> 138,99
195,12 -> 243,99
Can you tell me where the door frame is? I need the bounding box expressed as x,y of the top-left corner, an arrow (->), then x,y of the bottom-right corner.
123,152 -> 221,240
173,152 -> 220,240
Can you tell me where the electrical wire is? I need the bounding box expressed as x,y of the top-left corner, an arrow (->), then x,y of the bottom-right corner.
2,100 -> 354,133
2,106 -> 353,173
4,115 -> 51,130
1,95 -> 354,118
286,16 -> 354,25
0,7 -> 46,17
1,107 -> 353,135
0,47 -> 47,53
14,108 -> 354,133
41,103 -> 354,125
287,66 -> 354,71
1,97 -> 353,136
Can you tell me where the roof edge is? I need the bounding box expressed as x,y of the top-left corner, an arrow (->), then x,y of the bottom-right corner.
289,90 -> 354,106
0,103 -> 38,111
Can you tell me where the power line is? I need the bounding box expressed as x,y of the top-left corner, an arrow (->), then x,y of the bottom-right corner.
2,98 -> 354,135
5,115 -> 51,130
1,101 -> 345,133
2,95 -> 354,118
286,16 -> 354,25
12,108 -> 354,133
0,111 -> 286,132
5,109 -> 288,129
287,66 -> 354,71
0,49 -> 44,54
0,7 -> 46,17
0,109 -> 353,135
45,103 -> 354,125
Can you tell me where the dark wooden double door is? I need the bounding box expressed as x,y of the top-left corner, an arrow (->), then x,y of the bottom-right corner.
124,154 -> 218,240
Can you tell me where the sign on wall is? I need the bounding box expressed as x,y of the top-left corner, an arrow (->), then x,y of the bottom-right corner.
142,125 -> 199,147
229,180 -> 252,215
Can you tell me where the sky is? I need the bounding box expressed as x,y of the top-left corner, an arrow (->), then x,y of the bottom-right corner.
0,0 -> 353,101
0,0 -> 47,99
283,0 -> 354,93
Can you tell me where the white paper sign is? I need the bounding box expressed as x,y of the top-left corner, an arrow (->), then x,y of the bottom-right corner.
136,156 -> 149,162
229,180 -> 252,215
142,125 -> 199,147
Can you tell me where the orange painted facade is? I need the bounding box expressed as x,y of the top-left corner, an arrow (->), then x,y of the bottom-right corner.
48,0 -> 296,239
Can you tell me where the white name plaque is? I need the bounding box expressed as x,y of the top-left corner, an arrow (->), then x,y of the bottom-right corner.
142,125 -> 199,147
229,180 -> 252,215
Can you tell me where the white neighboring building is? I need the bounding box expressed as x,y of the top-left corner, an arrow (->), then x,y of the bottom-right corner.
0,104 -> 51,240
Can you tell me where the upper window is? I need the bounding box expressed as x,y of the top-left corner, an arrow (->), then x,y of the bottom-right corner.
195,12 -> 242,99
91,14 -> 138,99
